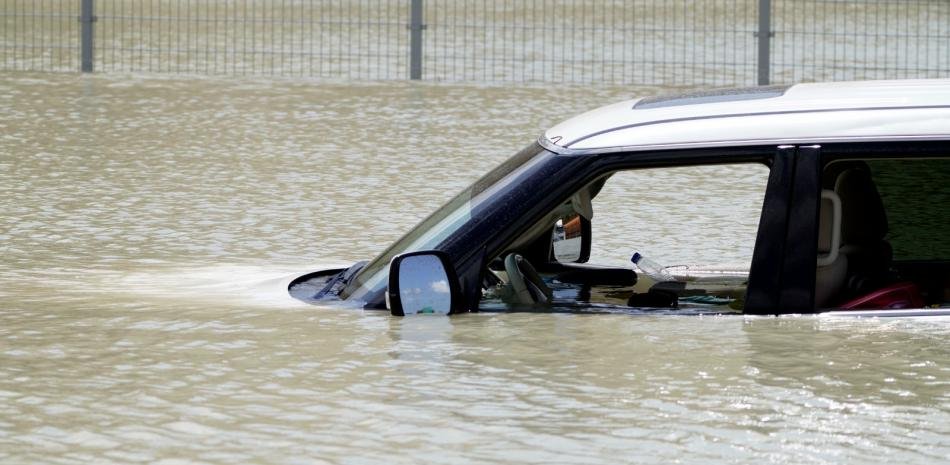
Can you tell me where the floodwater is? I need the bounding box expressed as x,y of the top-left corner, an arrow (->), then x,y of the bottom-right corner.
1,72 -> 949,464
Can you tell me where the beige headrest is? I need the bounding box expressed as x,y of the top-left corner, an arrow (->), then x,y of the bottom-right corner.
817,190 -> 841,267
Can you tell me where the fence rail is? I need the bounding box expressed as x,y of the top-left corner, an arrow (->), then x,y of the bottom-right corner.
2,0 -> 948,87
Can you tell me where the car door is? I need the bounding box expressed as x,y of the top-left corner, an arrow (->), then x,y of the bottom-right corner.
472,145 -> 798,314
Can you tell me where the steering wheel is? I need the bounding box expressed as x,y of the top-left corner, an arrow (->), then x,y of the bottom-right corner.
504,253 -> 553,305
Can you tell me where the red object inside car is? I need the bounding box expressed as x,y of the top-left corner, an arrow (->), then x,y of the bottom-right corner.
839,282 -> 925,310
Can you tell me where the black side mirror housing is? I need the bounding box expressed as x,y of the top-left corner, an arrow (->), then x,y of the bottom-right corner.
387,251 -> 461,316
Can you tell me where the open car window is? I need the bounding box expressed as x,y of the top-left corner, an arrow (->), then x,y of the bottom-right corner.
480,162 -> 770,313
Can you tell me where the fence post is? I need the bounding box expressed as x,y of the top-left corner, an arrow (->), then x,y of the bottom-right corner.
757,0 -> 771,85
409,0 -> 425,80
80,0 -> 96,72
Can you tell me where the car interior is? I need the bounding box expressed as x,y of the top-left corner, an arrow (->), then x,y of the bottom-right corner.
479,157 -> 950,313
816,158 -> 950,310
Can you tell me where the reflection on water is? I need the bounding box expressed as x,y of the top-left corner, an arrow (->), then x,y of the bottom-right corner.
1,73 -> 948,464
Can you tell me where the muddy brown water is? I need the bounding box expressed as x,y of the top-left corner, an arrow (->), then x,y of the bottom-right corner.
1,73 -> 948,464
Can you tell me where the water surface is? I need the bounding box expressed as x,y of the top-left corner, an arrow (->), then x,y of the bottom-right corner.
1,73 -> 948,464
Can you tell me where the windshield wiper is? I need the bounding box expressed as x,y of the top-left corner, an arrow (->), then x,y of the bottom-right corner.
313,260 -> 367,300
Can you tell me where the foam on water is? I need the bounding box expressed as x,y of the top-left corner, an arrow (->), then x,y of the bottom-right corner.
97,262 -> 351,308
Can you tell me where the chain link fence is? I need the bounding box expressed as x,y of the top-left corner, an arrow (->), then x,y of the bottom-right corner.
772,0 -> 950,83
1,0 -> 948,86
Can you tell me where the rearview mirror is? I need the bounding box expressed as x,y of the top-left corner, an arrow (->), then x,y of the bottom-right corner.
387,251 -> 460,316
551,213 -> 590,263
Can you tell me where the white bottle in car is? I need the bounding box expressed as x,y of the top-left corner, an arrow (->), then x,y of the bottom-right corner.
631,251 -> 675,282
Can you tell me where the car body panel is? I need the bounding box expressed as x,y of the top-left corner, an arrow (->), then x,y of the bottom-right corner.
545,80 -> 950,153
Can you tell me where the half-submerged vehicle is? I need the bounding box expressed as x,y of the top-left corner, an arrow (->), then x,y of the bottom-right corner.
290,80 -> 950,317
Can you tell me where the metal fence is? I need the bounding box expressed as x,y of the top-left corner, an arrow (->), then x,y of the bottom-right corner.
2,0 -> 948,87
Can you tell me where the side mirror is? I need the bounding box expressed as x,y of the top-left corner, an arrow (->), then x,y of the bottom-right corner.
551,213 -> 591,263
387,251 -> 461,316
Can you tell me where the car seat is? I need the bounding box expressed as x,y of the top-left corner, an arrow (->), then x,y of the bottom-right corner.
815,163 -> 926,309
815,189 -> 847,307
834,166 -> 894,296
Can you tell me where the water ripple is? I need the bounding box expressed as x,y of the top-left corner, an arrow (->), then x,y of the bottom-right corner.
1,73 -> 948,464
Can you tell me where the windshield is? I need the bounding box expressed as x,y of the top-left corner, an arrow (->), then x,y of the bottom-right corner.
341,143 -> 549,302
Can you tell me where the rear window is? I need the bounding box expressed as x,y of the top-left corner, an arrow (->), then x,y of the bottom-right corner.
869,159 -> 950,261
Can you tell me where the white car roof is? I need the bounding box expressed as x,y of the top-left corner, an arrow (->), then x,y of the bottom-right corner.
542,79 -> 950,154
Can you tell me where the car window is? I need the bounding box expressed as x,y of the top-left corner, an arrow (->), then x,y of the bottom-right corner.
589,163 -> 768,269
341,143 -> 551,303
818,157 -> 950,310
868,159 -> 950,261
481,162 -> 770,313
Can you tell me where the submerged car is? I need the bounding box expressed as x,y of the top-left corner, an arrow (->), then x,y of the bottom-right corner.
290,80 -> 950,317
